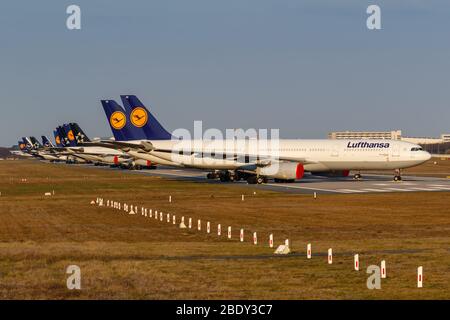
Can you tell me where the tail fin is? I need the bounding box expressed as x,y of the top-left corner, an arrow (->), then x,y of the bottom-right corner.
18,141 -> 27,151
56,126 -> 68,147
29,136 -> 42,149
69,123 -> 90,144
42,136 -> 54,148
22,137 -> 33,150
53,130 -> 63,147
63,124 -> 78,147
101,99 -> 146,141
120,95 -> 172,140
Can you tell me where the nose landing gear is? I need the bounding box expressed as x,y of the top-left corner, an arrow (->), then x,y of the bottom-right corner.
393,169 -> 402,182
353,172 -> 362,180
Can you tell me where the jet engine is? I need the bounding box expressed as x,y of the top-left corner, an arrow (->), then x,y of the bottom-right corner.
259,162 -> 304,180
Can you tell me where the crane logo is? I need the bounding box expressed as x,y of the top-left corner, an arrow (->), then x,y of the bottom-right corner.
130,107 -> 148,128
67,130 -> 75,141
110,111 -> 126,130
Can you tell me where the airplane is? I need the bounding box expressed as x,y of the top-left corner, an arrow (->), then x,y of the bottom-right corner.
56,122 -> 156,169
97,99 -> 179,167
18,136 -> 61,161
92,95 -> 432,184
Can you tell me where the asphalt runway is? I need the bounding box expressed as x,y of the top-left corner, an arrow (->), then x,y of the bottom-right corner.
109,166 -> 450,195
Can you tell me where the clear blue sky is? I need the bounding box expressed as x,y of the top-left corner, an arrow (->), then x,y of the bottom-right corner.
1,0 -> 449,146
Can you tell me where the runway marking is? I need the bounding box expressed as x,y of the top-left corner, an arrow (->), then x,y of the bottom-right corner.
373,183 -> 389,186
383,187 -> 415,192
409,187 -> 438,191
360,188 -> 390,193
427,186 -> 450,190
265,184 -> 342,193
335,189 -> 366,193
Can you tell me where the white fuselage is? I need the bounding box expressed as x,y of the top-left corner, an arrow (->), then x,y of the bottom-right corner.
122,139 -> 431,172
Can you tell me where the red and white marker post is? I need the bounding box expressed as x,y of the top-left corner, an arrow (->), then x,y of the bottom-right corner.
269,234 -> 273,248
206,221 -> 210,233
381,260 -> 386,278
217,224 -> 221,236
197,219 -> 201,231
188,218 -> 192,229
328,248 -> 333,264
253,232 -> 257,245
354,254 -> 359,271
417,266 -> 423,288
240,229 -> 244,242
173,215 -> 176,224
307,243 -> 312,259
227,226 -> 231,239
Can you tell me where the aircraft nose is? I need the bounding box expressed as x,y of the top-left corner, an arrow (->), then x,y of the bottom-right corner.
423,151 -> 432,161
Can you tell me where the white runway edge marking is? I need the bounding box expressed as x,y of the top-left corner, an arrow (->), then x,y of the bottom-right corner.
427,187 -> 450,190
360,188 -> 390,193
383,187 -> 416,192
265,184 -> 343,193
409,187 -> 438,191
335,189 -> 367,193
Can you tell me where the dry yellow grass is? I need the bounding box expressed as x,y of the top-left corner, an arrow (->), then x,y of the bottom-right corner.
0,160 -> 449,299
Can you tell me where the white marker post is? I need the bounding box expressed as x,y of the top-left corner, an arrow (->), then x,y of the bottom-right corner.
173,215 -> 176,225
227,226 -> 231,239
144,208 -> 147,217
217,224 -> 221,236
167,213 -> 170,223
240,229 -> 244,242
314,192 -> 317,199
269,234 -> 273,248
285,239 -> 290,248
169,195 -> 172,203
155,210 -> 158,220
307,243 -> 312,259
241,194 -> 244,201
381,260 -> 386,278
197,219 -> 201,231
207,221 -> 210,233
417,266 -> 423,288
354,254 -> 359,271
188,218 -> 192,229
181,216 -> 185,224
160,212 -> 163,221
149,209 -> 152,218
253,232 -> 257,245
328,248 -> 333,264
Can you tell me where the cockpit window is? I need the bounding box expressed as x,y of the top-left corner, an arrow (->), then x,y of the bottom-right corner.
411,147 -> 423,151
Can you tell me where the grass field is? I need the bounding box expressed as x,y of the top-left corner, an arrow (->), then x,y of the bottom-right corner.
0,160 -> 449,299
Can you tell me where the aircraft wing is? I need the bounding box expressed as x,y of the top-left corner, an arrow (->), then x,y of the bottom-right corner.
79,140 -> 154,152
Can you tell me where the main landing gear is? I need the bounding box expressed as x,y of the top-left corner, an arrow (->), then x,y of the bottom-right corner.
353,172 -> 362,180
206,170 -> 243,182
393,169 -> 402,182
246,175 -> 267,185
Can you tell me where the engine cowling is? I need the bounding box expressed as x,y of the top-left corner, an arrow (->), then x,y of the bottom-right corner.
311,170 -> 349,177
259,163 -> 304,180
